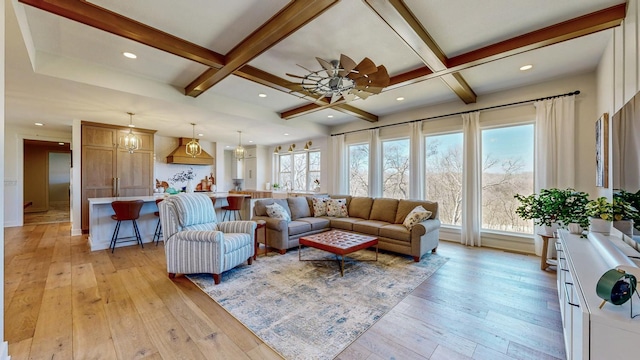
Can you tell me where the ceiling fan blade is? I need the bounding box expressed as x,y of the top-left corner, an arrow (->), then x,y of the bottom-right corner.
342,92 -> 357,102
356,90 -> 372,100
330,93 -> 342,104
286,73 -> 307,79
367,65 -> 390,87
338,54 -> 357,77
296,64 -> 315,73
354,77 -> 370,88
316,57 -> 335,77
364,86 -> 384,94
353,57 -> 378,76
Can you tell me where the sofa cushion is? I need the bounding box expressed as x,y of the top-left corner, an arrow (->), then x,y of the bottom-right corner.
353,220 -> 389,236
312,197 -> 329,217
379,224 -> 411,242
254,199 -> 290,217
172,193 -> 216,227
288,197 -> 311,220
395,199 -> 438,223
266,203 -> 291,222
329,195 -> 352,208
369,198 -> 399,223
327,198 -> 348,217
297,217 -> 331,231
288,221 -> 312,235
348,197 -> 373,220
329,217 -> 364,231
403,206 -> 432,230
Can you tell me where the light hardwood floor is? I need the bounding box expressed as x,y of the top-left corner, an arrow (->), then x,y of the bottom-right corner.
5,222 -> 565,360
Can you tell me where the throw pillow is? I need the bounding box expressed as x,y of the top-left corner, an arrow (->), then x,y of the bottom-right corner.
403,205 -> 432,230
326,198 -> 348,218
312,197 -> 328,217
266,203 -> 291,222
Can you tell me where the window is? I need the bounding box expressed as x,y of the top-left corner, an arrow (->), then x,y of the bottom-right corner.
278,150 -> 321,191
382,138 -> 410,199
348,143 -> 369,196
481,124 -> 534,233
424,133 -> 463,226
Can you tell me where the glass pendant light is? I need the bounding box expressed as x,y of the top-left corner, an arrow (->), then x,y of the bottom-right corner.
185,123 -> 202,158
121,112 -> 141,154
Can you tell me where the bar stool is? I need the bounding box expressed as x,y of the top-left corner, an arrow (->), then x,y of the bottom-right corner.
153,198 -> 163,245
110,200 -> 144,253
222,196 -> 243,221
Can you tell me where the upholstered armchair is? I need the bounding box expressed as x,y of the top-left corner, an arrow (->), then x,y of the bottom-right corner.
158,193 -> 256,284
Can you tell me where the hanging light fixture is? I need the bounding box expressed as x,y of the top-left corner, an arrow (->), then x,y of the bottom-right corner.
121,112 -> 141,154
304,141 -> 313,151
235,131 -> 245,159
288,144 -> 296,153
274,145 -> 282,154
185,123 -> 202,158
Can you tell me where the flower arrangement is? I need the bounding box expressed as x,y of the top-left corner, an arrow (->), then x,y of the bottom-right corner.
585,197 -> 614,221
169,167 -> 196,183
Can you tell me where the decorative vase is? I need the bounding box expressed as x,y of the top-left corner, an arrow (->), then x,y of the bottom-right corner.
589,217 -> 612,235
186,179 -> 194,193
568,223 -> 583,235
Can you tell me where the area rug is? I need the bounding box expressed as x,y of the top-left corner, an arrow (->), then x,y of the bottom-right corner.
187,247 -> 448,360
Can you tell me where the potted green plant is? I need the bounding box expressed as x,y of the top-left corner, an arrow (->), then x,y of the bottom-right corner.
612,192 -> 640,235
514,188 -> 581,232
585,197 -> 614,235
559,190 -> 590,234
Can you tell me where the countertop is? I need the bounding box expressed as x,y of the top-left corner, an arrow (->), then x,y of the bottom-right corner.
88,192 -> 248,205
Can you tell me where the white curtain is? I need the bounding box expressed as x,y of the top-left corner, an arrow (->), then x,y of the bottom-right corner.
534,95 -> 576,255
368,129 -> 382,197
461,112 -> 481,246
410,122 -> 425,199
330,134 -> 348,195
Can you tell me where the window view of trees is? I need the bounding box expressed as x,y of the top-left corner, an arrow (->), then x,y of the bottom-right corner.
279,151 -> 321,191
349,144 -> 369,196
425,133 -> 463,226
481,124 -> 534,233
382,138 -> 410,199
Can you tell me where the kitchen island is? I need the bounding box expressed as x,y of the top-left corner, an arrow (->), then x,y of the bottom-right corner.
87,192 -> 250,251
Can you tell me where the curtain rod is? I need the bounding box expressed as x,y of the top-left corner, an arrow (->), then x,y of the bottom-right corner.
331,90 -> 580,137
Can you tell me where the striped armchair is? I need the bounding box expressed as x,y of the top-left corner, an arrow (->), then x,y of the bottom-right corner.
159,193 -> 256,284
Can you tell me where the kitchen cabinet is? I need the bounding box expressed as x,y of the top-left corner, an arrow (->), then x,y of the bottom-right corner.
81,122 -> 156,231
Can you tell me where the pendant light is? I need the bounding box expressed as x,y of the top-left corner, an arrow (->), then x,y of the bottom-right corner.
185,123 -> 202,158
121,112 -> 141,154
235,131 -> 245,159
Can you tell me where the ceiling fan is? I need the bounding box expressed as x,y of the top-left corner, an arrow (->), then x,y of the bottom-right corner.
287,54 -> 390,104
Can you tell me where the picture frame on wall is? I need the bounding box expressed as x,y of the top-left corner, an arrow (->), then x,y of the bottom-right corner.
595,113 -> 609,188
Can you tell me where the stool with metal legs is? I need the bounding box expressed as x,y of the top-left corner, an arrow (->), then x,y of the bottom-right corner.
222,196 -> 243,221
110,200 -> 144,253
153,198 -> 163,245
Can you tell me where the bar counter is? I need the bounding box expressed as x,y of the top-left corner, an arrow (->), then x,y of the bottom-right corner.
88,192 -> 249,251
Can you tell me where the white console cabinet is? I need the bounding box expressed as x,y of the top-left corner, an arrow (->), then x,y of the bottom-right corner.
557,230 -> 640,359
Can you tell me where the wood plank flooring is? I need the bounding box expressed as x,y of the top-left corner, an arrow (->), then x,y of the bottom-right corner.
4,222 -> 565,359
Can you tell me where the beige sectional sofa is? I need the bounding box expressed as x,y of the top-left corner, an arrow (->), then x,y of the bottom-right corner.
251,195 -> 440,262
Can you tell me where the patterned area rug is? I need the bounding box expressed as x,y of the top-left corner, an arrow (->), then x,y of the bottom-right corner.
187,247 -> 448,360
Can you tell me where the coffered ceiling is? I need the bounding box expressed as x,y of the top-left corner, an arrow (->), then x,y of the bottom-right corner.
5,0 -> 626,146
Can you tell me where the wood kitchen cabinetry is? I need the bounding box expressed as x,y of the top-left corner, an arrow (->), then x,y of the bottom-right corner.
81,122 -> 156,231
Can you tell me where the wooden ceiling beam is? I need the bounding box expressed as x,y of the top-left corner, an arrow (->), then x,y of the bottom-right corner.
364,0 -> 476,104
18,0 -> 226,68
184,0 -> 339,97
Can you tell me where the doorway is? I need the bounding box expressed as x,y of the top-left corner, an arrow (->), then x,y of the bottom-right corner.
23,140 -> 72,225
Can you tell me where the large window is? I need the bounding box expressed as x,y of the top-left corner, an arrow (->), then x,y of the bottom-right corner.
481,124 -> 534,233
348,143 -> 369,196
278,151 -> 321,191
425,133 -> 463,226
382,138 -> 410,199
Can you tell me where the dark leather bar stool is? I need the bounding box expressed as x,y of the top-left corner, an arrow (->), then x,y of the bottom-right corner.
110,200 -> 144,253
222,196 -> 243,221
153,198 -> 163,245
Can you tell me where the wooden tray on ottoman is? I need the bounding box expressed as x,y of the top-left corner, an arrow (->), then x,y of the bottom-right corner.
298,230 -> 378,276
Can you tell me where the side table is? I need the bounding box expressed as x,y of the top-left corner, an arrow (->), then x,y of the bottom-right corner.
254,220 -> 267,260
538,232 -> 558,271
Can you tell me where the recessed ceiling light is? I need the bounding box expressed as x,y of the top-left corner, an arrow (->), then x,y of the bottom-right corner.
327,115 -> 334,118
128,124 -> 135,128
123,52 -> 137,59
35,122 -> 43,126
198,133 -> 204,137
519,64 -> 533,71
396,97 -> 405,101
258,93 -> 267,98
225,145 -> 231,148
284,133 -> 289,136
58,142 -> 65,145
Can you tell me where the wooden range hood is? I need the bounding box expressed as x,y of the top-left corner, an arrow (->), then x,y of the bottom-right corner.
166,137 -> 214,165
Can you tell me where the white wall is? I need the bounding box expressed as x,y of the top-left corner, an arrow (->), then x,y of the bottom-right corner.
1,0 -> 7,355
597,0 -> 640,198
